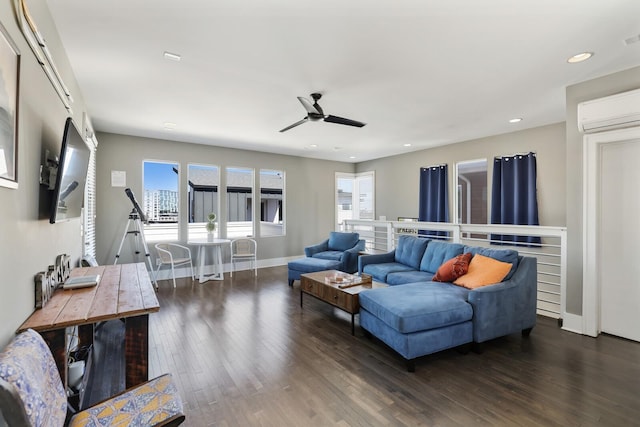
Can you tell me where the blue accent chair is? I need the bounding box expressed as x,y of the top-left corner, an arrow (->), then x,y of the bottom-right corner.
288,231 -> 365,286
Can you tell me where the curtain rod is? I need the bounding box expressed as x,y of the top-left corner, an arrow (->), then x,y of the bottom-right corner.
494,152 -> 536,160
421,163 -> 447,170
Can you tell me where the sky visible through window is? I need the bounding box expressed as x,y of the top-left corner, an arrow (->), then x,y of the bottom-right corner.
144,162 -> 178,191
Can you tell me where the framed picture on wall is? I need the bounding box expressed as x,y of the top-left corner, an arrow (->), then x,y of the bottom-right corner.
0,22 -> 20,189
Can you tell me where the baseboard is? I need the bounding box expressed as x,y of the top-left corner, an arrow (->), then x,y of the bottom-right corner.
561,313 -> 584,335
154,255 -> 303,280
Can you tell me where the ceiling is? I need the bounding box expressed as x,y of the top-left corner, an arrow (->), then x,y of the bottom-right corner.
45,0 -> 640,163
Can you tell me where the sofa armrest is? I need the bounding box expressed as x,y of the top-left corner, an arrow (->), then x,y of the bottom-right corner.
467,256 -> 537,343
305,239 -> 329,257
358,250 -> 396,274
341,239 -> 366,273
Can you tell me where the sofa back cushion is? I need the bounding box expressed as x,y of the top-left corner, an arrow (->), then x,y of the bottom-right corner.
463,246 -> 519,280
420,240 -> 465,274
327,232 -> 360,251
394,235 -> 430,270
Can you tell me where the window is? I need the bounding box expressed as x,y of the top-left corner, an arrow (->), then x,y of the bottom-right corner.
188,164 -> 219,240
143,160 -> 179,241
260,169 -> 284,237
336,171 -> 375,228
83,134 -> 97,259
226,167 -> 254,238
455,159 -> 487,229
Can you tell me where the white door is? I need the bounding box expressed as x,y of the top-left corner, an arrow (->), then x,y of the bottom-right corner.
599,137 -> 640,341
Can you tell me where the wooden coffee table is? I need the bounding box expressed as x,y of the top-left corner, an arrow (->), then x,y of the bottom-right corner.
300,270 -> 387,335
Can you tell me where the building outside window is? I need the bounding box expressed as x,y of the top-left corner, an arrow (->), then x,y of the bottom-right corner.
143,160 -> 179,241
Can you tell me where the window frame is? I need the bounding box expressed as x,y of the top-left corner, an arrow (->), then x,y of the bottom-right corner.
142,160 -> 180,242
259,169 -> 285,238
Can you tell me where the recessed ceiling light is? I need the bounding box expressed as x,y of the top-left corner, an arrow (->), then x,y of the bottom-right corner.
509,118 -> 523,123
309,144 -> 318,148
403,143 -> 412,147
567,52 -> 593,63
349,156 -> 356,159
163,51 -> 182,61
163,122 -> 177,130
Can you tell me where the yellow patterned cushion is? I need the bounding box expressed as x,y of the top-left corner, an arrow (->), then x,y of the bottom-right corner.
69,373 -> 184,427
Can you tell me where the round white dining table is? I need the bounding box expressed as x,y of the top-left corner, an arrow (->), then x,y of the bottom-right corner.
188,238 -> 231,283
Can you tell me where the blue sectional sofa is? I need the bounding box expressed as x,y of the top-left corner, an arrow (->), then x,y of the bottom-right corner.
358,235 -> 537,371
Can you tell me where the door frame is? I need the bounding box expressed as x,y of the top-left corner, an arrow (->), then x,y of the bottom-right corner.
582,126 -> 640,337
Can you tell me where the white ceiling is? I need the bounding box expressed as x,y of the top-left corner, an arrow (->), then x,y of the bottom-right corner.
46,0 -> 640,163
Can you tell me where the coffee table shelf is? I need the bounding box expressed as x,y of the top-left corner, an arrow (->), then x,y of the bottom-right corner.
300,270 -> 387,335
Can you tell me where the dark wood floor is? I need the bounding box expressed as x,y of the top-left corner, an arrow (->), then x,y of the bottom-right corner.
149,266 -> 640,426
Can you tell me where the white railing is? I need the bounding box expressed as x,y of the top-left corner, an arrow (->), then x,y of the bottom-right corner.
342,220 -> 567,320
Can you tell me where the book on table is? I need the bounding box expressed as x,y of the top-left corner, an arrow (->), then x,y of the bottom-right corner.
63,274 -> 101,289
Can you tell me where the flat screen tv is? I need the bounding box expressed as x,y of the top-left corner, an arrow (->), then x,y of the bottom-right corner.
49,117 -> 91,223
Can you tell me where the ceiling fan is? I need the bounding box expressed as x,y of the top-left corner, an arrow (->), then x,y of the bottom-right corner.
280,93 -> 366,132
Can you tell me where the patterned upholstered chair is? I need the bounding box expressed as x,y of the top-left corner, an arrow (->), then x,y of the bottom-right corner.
0,329 -> 185,427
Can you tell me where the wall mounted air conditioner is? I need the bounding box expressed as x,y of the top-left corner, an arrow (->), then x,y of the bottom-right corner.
577,88 -> 640,133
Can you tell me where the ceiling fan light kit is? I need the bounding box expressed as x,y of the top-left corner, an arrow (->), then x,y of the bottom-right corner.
280,93 -> 366,132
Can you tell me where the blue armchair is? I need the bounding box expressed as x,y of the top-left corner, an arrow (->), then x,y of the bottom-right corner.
304,231 -> 365,273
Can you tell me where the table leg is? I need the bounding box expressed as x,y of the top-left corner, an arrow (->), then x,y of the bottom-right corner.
124,314 -> 149,388
40,329 -> 67,388
351,313 -> 355,336
213,245 -> 223,280
198,245 -> 206,283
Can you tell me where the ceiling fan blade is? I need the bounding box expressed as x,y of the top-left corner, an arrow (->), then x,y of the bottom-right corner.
324,115 -> 366,128
279,117 -> 309,132
297,97 -> 320,115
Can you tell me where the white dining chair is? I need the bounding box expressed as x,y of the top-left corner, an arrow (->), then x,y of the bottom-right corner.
155,243 -> 195,287
230,238 -> 257,277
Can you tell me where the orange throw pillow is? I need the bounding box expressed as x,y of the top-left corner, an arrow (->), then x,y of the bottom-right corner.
453,254 -> 512,289
432,253 -> 472,282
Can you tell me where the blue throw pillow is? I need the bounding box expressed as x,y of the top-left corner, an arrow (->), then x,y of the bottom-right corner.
327,232 -> 360,252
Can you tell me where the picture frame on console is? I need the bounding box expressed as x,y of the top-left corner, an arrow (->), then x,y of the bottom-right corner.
0,21 -> 20,189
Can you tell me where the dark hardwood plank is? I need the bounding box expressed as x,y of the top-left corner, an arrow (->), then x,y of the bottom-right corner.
146,266 -> 640,426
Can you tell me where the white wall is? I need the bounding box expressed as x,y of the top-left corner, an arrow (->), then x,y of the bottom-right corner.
94,132 -> 355,265
0,3 -> 89,346
565,65 -> 640,315
355,122 -> 566,227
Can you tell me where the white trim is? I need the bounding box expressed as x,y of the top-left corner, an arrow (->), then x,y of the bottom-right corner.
154,255 -> 300,281
582,126 -> 640,338
561,312 -> 583,335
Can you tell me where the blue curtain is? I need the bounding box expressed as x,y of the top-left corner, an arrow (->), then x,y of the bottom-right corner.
418,165 -> 449,238
490,152 -> 540,245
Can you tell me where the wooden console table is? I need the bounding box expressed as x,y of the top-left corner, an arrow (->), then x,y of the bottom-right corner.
17,263 -> 159,390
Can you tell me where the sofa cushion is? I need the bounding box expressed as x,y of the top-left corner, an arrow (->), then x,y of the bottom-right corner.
420,240 -> 465,273
386,270 -> 434,286
288,257 -> 342,273
311,250 -> 344,262
453,254 -> 512,289
363,262 -> 415,283
463,246 -> 519,280
359,282 -> 472,334
394,235 -> 430,270
328,232 -> 360,251
433,252 -> 472,282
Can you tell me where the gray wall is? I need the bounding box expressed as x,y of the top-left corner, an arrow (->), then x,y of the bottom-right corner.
95,132 -> 355,265
0,3 -> 88,346
356,122 -> 566,227
564,65 -> 640,315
